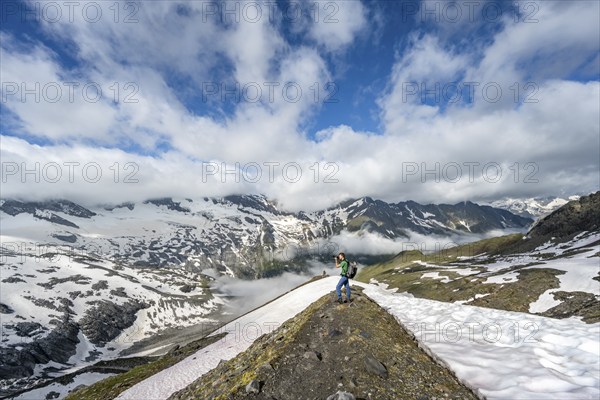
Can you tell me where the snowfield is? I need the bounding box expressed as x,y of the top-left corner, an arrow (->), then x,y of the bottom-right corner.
364,283 -> 599,400
117,276 -> 600,400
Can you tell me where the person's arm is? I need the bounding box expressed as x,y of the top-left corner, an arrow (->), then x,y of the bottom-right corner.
335,257 -> 340,268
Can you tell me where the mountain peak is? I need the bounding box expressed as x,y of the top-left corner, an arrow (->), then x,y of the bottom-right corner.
143,198 -> 191,213
222,194 -> 282,215
490,195 -> 577,218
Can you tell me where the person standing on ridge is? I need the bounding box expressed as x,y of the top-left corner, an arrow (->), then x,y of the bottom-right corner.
334,252 -> 351,303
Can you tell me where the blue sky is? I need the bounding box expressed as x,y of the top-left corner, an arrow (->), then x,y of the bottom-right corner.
1,0 -> 599,210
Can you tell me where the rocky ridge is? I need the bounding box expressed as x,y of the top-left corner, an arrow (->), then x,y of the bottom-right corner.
168,288 -> 480,400
526,191 -> 600,242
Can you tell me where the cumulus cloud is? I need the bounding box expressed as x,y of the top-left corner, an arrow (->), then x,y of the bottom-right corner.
1,0 -> 598,211
306,0 -> 368,52
1,35 -> 117,141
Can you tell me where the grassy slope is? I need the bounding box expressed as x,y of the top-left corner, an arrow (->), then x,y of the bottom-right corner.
358,233 -> 523,284
356,233 -> 599,322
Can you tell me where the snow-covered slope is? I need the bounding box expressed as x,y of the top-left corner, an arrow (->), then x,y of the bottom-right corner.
365,283 -> 599,400
0,245 -> 221,346
0,239 -> 223,395
115,277 -> 599,400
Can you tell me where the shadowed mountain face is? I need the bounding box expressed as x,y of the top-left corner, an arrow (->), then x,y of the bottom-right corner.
0,200 -> 97,219
527,191 -> 600,241
168,287 -> 479,400
339,197 -> 532,237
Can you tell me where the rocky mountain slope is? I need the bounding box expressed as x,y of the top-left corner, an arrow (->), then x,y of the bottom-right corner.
0,246 -> 223,397
358,191 -> 600,323
526,191 -> 600,242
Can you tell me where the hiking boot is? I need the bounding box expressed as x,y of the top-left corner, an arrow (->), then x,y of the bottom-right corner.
337,298 -> 343,304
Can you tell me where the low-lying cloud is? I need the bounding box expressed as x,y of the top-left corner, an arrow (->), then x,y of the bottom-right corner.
317,228 -> 527,256
206,261 -> 336,316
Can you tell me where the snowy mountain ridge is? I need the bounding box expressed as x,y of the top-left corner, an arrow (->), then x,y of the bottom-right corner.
489,195 -> 580,218
1,195 -> 533,279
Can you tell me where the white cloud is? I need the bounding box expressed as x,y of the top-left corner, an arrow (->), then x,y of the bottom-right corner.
0,35 -> 117,141
378,33 -> 469,134
3,1 -> 337,162
35,1 -> 221,82
365,0 -> 600,204
223,8 -> 286,85
1,0 -> 598,211
310,77 -> 599,207
307,0 -> 368,52
466,0 -> 600,108
2,80 -> 597,211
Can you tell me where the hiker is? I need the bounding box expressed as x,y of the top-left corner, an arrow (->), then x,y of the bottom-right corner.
334,252 -> 351,303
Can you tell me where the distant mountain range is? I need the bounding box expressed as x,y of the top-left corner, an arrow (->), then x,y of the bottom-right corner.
1,195 -> 533,278
489,195 -> 580,218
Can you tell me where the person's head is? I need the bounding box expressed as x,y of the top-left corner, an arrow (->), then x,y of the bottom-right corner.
338,252 -> 346,260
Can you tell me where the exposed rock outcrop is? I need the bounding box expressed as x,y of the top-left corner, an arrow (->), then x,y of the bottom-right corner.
79,300 -> 150,346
